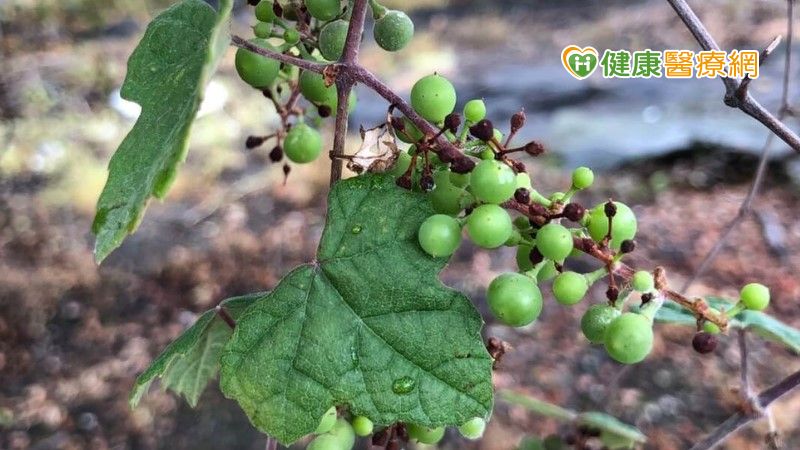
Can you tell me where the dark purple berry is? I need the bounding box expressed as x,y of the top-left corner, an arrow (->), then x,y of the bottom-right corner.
692,332 -> 718,354
514,187 -> 530,204
523,141 -> 545,156
245,135 -> 265,149
511,110 -> 526,133
444,113 -> 462,133
620,239 -> 636,254
604,201 -> 617,218
469,119 -> 494,141
563,203 -> 586,222
420,173 -> 435,192
450,157 -> 475,174
318,104 -> 332,117
269,146 -> 283,162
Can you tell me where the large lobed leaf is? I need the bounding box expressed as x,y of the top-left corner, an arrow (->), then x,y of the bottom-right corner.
219,174 -> 494,445
650,297 -> 800,352
92,0 -> 232,263
130,293 -> 262,408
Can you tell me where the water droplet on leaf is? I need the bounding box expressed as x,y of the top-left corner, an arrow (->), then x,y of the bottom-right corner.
392,376 -> 416,394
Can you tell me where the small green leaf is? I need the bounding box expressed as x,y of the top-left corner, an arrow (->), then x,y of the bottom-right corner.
500,390 -> 645,447
130,293 -> 264,408
220,174 -> 493,445
498,390 -> 576,422
578,412 -> 647,444
647,298 -> 800,353
93,0 -> 232,263
707,297 -> 800,352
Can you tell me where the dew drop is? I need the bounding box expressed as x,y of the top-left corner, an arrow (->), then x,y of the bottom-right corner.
392,376 -> 416,394
351,224 -> 363,234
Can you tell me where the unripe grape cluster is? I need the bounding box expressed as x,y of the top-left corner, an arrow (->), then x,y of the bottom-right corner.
230,3 -> 774,446
235,0 -> 416,179
394,72 -> 773,367
305,406 -> 484,449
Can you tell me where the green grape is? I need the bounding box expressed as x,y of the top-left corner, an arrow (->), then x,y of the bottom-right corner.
299,70 -> 336,104
703,322 -> 721,334
283,123 -> 322,163
631,271 -> 654,292
587,201 -> 637,250
410,74 -> 457,123
571,166 -> 594,190
322,90 -> 358,113
306,0 -> 341,21
235,38 -> 281,88
418,214 -> 461,257
450,171 -> 470,188
253,21 -> 272,38
603,313 -> 653,364
580,305 -> 620,343
396,117 -> 423,143
458,417 -> 486,440
255,1 -> 277,22
479,148 -> 495,160
329,418 -> 355,449
463,99 -> 486,122
552,271 -> 588,305
466,204 -> 512,249
430,172 -> 471,215
315,406 -> 337,434
515,172 -> 532,190
307,434 -> 342,450
470,160 -> 516,204
535,223 -> 573,261
389,151 -> 411,177
516,243 -> 534,272
319,19 -> 349,61
351,416 -> 373,437
487,272 -> 543,326
407,424 -> 445,445
373,10 -> 414,51
740,282 -> 770,311
493,128 -> 503,142
504,229 -> 522,246
536,260 -> 558,282
283,28 -> 300,44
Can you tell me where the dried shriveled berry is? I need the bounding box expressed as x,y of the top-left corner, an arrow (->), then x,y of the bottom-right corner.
692,331 -> 718,354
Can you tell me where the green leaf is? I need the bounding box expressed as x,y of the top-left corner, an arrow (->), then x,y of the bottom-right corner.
577,412 -> 646,444
498,390 -> 576,422
220,174 -> 493,445
92,0 -> 233,263
130,293 -> 264,408
500,389 -> 645,447
647,298 -> 800,353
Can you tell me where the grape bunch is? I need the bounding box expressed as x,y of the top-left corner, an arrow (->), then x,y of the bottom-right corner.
235,0 -> 415,178
304,406 -> 485,449
380,72 -> 775,366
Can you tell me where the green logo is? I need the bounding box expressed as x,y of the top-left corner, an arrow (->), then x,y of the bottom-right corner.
562,46 -> 599,80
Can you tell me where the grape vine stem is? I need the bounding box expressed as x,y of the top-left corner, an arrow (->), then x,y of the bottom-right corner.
689,368 -> 800,450
665,0 -> 800,153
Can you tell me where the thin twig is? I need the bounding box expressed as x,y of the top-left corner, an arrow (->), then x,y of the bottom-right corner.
265,436 -> 278,450
328,0 -> 369,185
230,35 -> 325,73
690,369 -> 800,450
664,0 -> 800,153
738,330 -> 751,399
680,0 -> 795,292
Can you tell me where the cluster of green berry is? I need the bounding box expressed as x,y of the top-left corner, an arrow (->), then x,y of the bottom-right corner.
236,0 -> 414,173
392,72 -> 773,366
305,406 -> 485,449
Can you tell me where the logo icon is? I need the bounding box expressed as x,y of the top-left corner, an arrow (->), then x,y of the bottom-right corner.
562,45 -> 599,80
